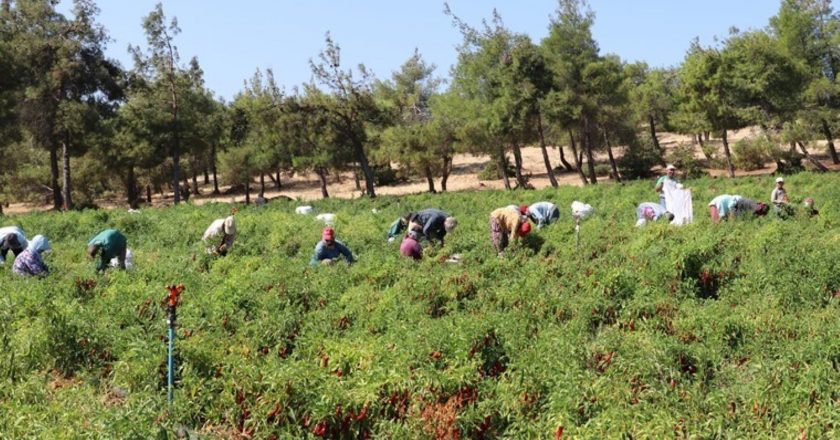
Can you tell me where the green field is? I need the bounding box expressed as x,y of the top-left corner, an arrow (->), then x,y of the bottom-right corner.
1,174 -> 839,439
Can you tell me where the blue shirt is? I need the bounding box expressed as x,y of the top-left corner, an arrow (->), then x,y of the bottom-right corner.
709,195 -> 741,218
310,239 -> 355,266
528,202 -> 559,228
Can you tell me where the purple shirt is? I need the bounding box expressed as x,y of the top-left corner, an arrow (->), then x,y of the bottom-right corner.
399,236 -> 422,260
13,249 -> 48,276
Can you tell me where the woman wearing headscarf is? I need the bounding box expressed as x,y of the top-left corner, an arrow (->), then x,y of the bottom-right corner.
12,235 -> 51,277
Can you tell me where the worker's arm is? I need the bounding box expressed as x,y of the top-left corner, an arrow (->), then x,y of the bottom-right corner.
338,243 -> 355,264
310,243 -> 324,267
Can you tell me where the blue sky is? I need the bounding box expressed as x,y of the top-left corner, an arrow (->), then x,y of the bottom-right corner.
59,1 -> 780,101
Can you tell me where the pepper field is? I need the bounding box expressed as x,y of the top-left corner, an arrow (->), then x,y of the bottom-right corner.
1,173 -> 839,439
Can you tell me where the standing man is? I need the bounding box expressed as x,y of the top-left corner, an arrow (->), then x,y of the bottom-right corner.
770,177 -> 789,216
0,226 -> 27,265
88,229 -> 128,271
489,206 -> 531,255
310,227 -> 355,266
203,208 -> 238,256
527,201 -> 560,229
655,164 -> 679,207
407,209 -> 457,245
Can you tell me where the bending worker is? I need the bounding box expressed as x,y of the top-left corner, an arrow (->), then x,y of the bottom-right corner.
489,205 -> 531,255
203,208 -> 237,256
407,209 -> 457,245
310,227 -> 355,266
88,229 -> 128,271
13,235 -> 51,277
635,202 -> 674,227
527,201 -> 560,229
708,195 -> 768,224
387,213 -> 413,242
399,228 -> 423,260
0,226 -> 27,265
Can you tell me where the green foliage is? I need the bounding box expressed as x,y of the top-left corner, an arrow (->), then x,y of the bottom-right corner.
732,137 -> 774,170
618,137 -> 661,179
668,143 -> 708,179
2,174 -> 839,438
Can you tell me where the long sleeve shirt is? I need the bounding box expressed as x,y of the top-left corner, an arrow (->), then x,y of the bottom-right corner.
771,188 -> 787,206
203,216 -> 237,253
310,240 -> 355,266
708,195 -> 741,218
636,202 -> 667,221
12,249 -> 48,276
88,229 -> 127,271
387,218 -> 408,240
0,226 -> 27,263
490,207 -> 523,234
528,202 -> 559,228
408,209 -> 450,242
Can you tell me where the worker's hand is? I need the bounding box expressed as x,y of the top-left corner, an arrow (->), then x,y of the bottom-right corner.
387,237 -> 395,243
218,244 -> 227,253
322,258 -> 335,266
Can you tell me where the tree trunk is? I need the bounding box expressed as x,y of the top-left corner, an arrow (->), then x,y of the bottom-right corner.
191,171 -> 199,195
511,143 -> 528,188
557,145 -> 573,171
60,141 -> 72,210
353,166 -> 361,190
721,130 -> 735,178
354,142 -> 376,197
704,131 -> 710,142
583,120 -> 598,184
649,114 -> 665,164
245,180 -> 251,204
604,132 -> 621,183
568,129 -> 588,185
203,167 -> 209,185
440,154 -> 452,192
316,168 -> 329,198
275,170 -> 282,189
424,165 -> 436,193
49,145 -> 61,210
797,141 -> 830,172
697,134 -> 712,161
820,119 -> 840,164
497,145 -> 511,190
126,166 -> 139,209
259,173 -> 266,197
211,144 -> 220,195
146,185 -> 152,204
172,146 -> 182,204
537,112 -> 558,187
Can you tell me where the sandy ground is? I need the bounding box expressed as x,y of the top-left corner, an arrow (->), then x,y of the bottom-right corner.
4,128 -> 838,214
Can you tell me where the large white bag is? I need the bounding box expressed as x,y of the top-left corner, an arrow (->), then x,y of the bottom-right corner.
295,205 -> 314,215
664,183 -> 693,225
110,248 -> 134,270
316,213 -> 336,225
571,201 -> 594,219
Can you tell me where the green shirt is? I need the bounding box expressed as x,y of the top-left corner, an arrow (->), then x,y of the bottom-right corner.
655,175 -> 678,193
88,229 -> 127,271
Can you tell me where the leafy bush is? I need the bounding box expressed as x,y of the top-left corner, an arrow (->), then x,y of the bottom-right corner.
1,173 -> 839,438
593,164 -> 612,177
668,143 -> 707,179
618,137 -> 661,179
477,161 -> 515,180
732,137 -> 773,170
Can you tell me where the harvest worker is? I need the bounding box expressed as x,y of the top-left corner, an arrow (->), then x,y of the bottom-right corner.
655,164 -> 679,207
0,225 -> 27,265
87,229 -> 128,271
708,195 -> 769,224
203,208 -> 237,256
310,227 -> 355,266
407,209 -> 457,245
527,201 -> 560,229
770,177 -> 790,216
635,202 -> 675,227
399,228 -> 423,260
387,213 -> 413,243
12,235 -> 51,277
803,197 -> 819,217
489,206 -> 531,255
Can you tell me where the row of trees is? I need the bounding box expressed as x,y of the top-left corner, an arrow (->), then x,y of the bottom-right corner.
1,0 -> 839,212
